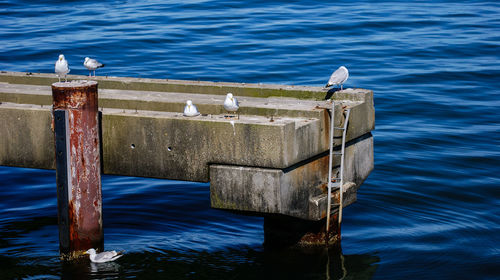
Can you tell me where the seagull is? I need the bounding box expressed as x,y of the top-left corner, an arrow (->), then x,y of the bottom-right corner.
223,93 -> 239,118
85,248 -> 123,263
55,54 -> 70,82
183,100 -> 200,117
325,66 -> 349,90
84,57 -> 105,77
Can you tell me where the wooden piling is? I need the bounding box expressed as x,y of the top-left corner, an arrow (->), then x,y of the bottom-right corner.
52,80 -> 103,255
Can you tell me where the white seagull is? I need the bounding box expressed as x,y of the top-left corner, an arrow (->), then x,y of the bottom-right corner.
223,93 -> 239,118
55,54 -> 70,82
85,248 -> 123,263
84,57 -> 105,77
183,100 -> 200,117
325,66 -> 349,90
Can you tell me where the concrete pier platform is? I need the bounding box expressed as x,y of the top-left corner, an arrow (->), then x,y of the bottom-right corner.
0,71 -> 374,246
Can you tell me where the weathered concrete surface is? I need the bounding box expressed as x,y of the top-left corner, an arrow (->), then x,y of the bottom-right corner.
0,72 -> 375,228
0,77 -> 374,180
210,134 -> 373,220
0,103 -> 55,169
0,102 -> 345,181
0,82 -> 374,150
0,71 -> 340,100
102,108 -> 324,181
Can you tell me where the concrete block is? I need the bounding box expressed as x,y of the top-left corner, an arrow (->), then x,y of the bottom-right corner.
209,134 -> 373,220
0,103 -> 55,169
101,108 -> 326,181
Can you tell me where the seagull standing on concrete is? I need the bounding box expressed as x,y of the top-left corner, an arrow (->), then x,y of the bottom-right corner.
84,57 -> 105,77
85,248 -> 123,263
55,54 -> 70,82
224,93 -> 239,118
325,66 -> 349,90
183,100 -> 200,117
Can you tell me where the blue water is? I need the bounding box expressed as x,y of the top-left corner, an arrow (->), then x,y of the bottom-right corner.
1,0 -> 500,279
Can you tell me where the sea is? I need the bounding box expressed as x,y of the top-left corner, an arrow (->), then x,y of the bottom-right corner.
0,0 -> 499,279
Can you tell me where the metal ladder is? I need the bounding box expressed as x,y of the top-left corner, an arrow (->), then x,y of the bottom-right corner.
326,101 -> 351,232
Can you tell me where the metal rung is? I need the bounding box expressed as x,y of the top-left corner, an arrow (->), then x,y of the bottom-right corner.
331,152 -> 343,155
331,178 -> 341,181
334,127 -> 345,130
329,183 -> 340,189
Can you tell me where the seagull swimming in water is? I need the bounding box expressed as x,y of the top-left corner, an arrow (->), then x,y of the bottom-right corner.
224,93 -> 239,118
183,100 -> 200,117
84,57 -> 105,77
85,248 -> 123,263
325,66 -> 349,90
55,54 -> 70,82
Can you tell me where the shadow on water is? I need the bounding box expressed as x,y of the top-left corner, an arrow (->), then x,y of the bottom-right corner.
257,246 -> 380,280
56,246 -> 379,280
1,245 -> 379,279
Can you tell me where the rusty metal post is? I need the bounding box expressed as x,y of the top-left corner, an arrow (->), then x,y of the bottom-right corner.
52,80 -> 103,256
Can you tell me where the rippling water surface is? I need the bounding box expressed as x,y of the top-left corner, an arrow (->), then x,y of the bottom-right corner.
1,1 -> 499,279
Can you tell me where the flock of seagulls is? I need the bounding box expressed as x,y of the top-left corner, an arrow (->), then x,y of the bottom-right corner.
181,66 -> 347,118
183,92 -> 240,118
55,53 -> 348,120
54,54 -> 104,82
55,53 -> 349,90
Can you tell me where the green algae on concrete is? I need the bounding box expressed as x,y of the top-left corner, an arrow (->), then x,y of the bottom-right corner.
1,71 -> 334,100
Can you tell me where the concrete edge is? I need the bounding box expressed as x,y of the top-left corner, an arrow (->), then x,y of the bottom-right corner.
0,71 -> 371,101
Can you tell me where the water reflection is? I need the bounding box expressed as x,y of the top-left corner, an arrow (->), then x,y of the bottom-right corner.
89,261 -> 121,274
260,245 -> 379,280
55,246 -> 379,279
60,259 -> 122,280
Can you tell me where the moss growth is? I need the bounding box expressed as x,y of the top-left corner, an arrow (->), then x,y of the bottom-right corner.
210,191 -> 239,210
59,250 -> 88,261
0,71 -> 330,100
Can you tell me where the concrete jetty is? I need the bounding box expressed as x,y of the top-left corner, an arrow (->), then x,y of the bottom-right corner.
0,71 -> 374,247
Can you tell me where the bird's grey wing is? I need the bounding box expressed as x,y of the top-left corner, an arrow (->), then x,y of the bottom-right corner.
327,71 -> 337,85
94,251 -> 117,261
93,59 -> 104,68
89,59 -> 98,67
86,59 -> 102,68
234,98 -> 239,107
63,60 -> 70,73
329,68 -> 348,85
109,254 -> 124,261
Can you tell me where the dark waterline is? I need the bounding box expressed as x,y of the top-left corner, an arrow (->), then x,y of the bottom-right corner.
1,1 -> 499,279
